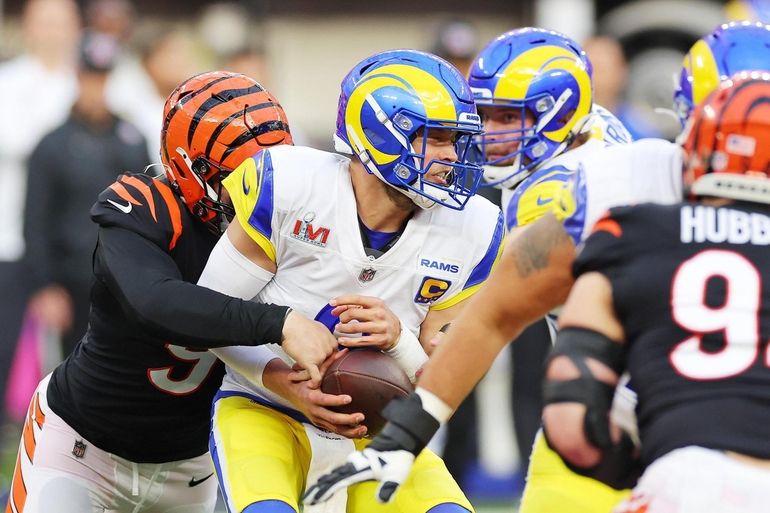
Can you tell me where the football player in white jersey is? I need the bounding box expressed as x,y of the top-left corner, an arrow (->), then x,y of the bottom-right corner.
196,50 -> 504,513
305,22 -> 770,511
468,27 -> 640,513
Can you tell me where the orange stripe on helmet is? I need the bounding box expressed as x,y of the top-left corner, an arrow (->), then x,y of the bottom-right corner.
153,179 -> 183,251
684,75 -> 770,187
120,176 -> 158,222
160,71 -> 292,230
109,182 -> 142,206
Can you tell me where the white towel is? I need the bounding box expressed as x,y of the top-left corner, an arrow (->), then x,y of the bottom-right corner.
303,423 -> 356,513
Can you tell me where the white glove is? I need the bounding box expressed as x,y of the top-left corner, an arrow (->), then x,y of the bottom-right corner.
303,393 -> 440,505
304,447 -> 415,504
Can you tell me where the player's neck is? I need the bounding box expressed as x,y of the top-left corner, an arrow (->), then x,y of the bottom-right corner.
349,160 -> 415,232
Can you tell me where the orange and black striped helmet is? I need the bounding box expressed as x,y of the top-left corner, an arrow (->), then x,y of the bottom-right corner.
161,71 -> 292,231
682,72 -> 770,204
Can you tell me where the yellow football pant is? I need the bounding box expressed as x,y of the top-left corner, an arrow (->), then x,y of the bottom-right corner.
211,394 -> 474,513
519,430 -> 630,513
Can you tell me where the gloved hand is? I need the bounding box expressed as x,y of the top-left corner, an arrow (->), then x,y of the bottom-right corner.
303,393 -> 440,505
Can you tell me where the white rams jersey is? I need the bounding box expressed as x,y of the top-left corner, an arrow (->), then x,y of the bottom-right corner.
220,145 -> 504,410
500,104 -> 632,218
506,138 -> 683,244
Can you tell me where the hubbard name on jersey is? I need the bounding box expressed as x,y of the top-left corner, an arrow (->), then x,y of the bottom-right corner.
222,145 -> 504,412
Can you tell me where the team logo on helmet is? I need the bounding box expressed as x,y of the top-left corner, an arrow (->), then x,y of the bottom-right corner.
468,28 -> 593,189
335,50 -> 483,211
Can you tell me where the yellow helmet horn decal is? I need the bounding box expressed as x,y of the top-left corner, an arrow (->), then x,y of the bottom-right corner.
684,39 -> 721,107
345,64 -> 458,165
494,46 -> 591,141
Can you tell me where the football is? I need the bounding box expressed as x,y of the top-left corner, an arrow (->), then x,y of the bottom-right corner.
321,349 -> 414,436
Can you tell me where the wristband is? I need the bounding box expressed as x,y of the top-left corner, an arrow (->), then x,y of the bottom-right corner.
415,387 -> 453,424
386,325 -> 428,383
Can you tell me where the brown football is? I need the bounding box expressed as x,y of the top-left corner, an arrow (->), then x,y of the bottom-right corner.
321,349 -> 414,436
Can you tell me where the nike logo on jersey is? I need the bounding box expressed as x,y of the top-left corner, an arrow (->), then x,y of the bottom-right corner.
242,167 -> 251,194
107,199 -> 133,213
536,195 -> 552,206
188,472 -> 215,487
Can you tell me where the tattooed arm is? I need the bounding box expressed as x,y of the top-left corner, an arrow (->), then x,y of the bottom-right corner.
418,212 -> 576,410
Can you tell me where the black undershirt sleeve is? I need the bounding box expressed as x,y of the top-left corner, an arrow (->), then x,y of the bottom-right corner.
94,225 -> 289,348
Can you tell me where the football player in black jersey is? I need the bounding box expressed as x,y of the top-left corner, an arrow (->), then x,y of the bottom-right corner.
5,71 -> 340,513
543,74 -> 770,512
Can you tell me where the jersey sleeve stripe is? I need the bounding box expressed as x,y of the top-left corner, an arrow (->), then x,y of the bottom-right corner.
223,151 -> 277,262
465,210 -> 505,289
428,283 -> 480,311
33,393 -> 45,429
591,216 -> 623,238
153,179 -> 184,251
247,151 -> 274,237
22,402 -> 36,461
109,182 -> 142,206
121,175 -> 158,222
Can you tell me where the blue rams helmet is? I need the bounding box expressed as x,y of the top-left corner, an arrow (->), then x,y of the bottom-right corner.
468,28 -> 593,189
334,49 -> 483,210
674,21 -> 770,127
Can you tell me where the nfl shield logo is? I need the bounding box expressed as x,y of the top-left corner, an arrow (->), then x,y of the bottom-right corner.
358,267 -> 376,283
72,440 -> 87,458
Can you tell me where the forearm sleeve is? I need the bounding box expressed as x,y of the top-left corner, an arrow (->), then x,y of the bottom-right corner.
95,226 -> 289,348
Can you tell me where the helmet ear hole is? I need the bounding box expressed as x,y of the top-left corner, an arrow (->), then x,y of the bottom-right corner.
192,158 -> 210,177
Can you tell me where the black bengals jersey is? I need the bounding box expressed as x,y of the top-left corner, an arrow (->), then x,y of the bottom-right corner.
46,173 -> 289,463
575,201 -> 770,466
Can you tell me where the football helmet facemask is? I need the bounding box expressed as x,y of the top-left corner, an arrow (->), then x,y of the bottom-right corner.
334,49 -> 483,211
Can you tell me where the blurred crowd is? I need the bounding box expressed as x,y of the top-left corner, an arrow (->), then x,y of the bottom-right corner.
1,0 -> 767,507
0,0 -> 276,410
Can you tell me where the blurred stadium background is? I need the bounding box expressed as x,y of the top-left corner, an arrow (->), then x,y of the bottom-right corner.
0,0 -> 765,511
